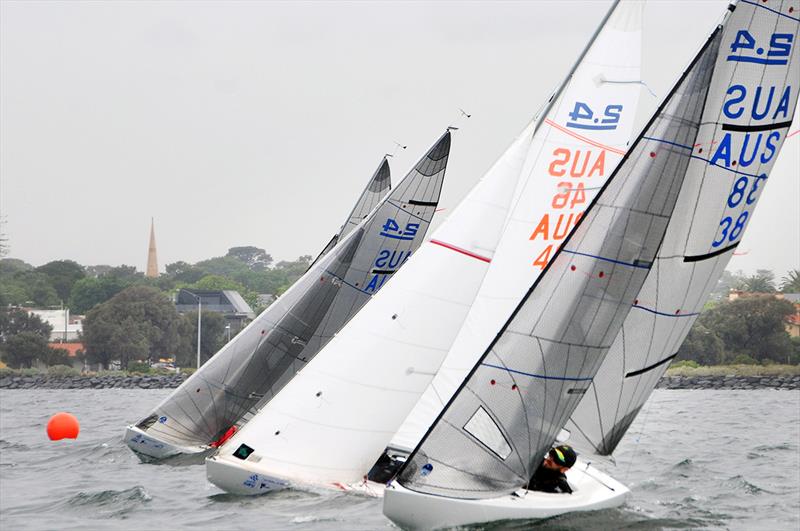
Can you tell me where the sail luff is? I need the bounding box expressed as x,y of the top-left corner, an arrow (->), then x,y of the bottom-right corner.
397,23 -> 724,500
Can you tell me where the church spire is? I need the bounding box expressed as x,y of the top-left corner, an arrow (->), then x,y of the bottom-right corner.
146,218 -> 159,278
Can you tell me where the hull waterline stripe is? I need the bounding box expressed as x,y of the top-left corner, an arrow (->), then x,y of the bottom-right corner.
625,353 -> 679,378
482,363 -> 594,382
684,241 -> 740,262
545,119 -> 627,155
721,120 -> 793,133
429,239 -> 491,263
632,304 -> 700,318
562,249 -> 652,269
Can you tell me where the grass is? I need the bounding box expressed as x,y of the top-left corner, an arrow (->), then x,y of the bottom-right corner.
665,364 -> 800,377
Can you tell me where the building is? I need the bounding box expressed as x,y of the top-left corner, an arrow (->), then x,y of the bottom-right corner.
174,289 -> 255,331
27,308 -> 83,342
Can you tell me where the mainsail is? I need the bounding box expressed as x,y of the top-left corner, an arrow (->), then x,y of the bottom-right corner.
390,0 -> 643,453
127,141 -> 445,454
566,0 -> 800,456
397,23 -> 723,499
310,158 -> 391,266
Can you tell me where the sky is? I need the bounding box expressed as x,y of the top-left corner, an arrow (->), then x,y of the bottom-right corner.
1,0 -> 797,277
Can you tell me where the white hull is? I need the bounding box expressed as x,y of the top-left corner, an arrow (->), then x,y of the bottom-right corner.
206,454 -> 387,497
123,425 -> 209,461
383,461 -> 629,529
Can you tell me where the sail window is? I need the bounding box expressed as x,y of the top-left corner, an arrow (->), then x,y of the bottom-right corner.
233,443 -> 255,460
463,407 -> 511,460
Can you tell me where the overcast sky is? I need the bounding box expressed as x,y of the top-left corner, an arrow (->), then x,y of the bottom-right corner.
1,0 -> 797,276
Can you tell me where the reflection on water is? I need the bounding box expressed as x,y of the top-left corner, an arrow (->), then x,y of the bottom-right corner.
0,389 -> 798,530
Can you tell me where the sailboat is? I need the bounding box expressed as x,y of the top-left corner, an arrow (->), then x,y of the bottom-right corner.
384,1 -> 799,527
123,140 -> 447,460
205,0 -> 643,496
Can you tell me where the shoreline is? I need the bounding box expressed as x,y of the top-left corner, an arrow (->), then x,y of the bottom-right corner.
0,373 -> 798,390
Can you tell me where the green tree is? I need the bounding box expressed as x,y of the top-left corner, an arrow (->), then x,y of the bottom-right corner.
676,323 -> 724,365
226,246 -> 273,271
699,295 -> 794,363
194,256 -> 250,278
82,286 -> 183,369
175,310 -> 227,367
36,260 -> 85,302
0,306 -> 53,341
735,269 -> 776,293
68,276 -> 129,314
40,346 -> 72,367
780,269 -> 800,293
1,331 -> 50,368
165,261 -> 207,284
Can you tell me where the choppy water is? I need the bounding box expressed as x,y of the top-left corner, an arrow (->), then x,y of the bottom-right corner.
0,389 -> 798,530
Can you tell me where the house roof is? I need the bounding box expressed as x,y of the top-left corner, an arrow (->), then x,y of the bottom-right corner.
48,342 -> 84,357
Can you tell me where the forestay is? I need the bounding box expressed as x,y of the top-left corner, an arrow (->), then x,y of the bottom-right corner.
398,27 -> 722,499
129,144 -> 441,453
391,0 -> 643,453
566,0 -> 800,456
208,120 -> 547,487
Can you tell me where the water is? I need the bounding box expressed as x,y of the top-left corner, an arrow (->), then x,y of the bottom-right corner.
1,389 -> 798,530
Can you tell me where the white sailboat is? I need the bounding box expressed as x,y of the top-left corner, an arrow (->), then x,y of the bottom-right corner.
123,145 -> 444,460
384,1 -> 799,527
205,0 -> 644,496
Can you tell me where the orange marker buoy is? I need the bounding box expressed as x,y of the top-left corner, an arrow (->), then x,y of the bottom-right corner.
47,412 -> 80,440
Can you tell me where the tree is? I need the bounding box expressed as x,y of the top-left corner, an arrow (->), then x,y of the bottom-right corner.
68,276 -> 128,314
226,246 -> 273,271
676,323 -> 724,365
735,269 -> 776,293
165,261 -> 206,284
1,332 -> 51,368
82,286 -> 183,369
698,295 -> 794,363
175,310 -> 227,367
780,269 -> 800,293
0,306 -> 52,342
36,260 -> 85,302
194,256 -> 250,278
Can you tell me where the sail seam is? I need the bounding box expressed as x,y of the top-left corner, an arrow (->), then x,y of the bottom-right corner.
631,304 -> 700,318
561,249 -> 652,269
740,0 -> 800,22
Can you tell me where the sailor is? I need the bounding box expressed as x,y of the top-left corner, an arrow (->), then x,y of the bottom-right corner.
525,445 -> 577,494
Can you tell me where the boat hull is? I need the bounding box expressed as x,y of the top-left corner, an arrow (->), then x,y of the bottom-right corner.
383,461 -> 629,529
206,454 -> 290,495
123,425 -> 209,461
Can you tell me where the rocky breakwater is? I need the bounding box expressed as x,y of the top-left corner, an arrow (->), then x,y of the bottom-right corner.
0,373 -> 189,390
657,374 -> 800,390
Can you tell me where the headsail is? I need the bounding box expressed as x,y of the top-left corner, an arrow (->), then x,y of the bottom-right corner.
397,23 -> 723,500
310,158 -> 391,266
565,0 -> 800,456
127,145 -> 442,456
390,0 -> 643,453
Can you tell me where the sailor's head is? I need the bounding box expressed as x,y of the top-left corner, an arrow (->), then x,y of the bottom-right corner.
544,445 -> 577,472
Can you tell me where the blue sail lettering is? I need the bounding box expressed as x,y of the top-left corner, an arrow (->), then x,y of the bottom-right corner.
709,134 -> 732,166
374,250 -> 391,268
723,85 -> 746,119
738,133 -> 761,167
751,86 -> 774,120
760,131 -> 781,164
774,86 -> 792,119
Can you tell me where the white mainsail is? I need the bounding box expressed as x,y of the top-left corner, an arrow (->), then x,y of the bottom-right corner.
390,0 -> 643,453
565,0 -> 800,457
206,1 -> 644,494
